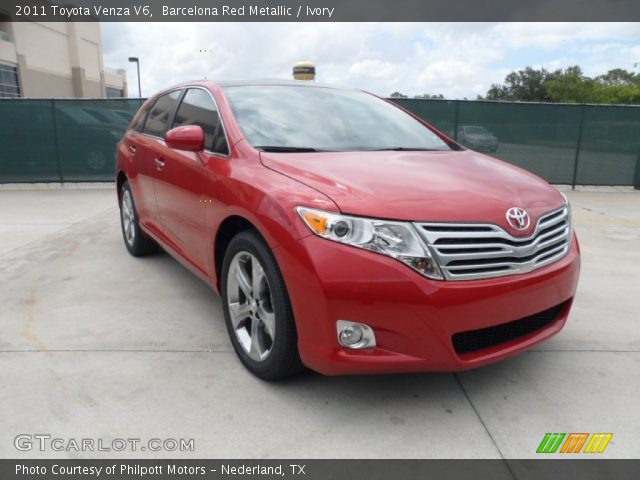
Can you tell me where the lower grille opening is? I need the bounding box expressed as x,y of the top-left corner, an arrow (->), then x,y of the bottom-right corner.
452,301 -> 568,355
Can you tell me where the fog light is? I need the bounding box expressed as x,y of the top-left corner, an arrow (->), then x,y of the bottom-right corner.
340,326 -> 363,345
336,320 -> 376,349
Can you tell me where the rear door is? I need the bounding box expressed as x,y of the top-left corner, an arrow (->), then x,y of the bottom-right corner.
154,87 -> 228,275
133,90 -> 182,236
121,103 -> 153,218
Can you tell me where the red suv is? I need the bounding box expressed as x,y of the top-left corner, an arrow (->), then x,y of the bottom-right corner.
116,80 -> 580,380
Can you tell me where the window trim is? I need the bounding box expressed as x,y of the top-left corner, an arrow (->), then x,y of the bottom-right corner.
135,86 -> 231,159
173,85 -> 231,159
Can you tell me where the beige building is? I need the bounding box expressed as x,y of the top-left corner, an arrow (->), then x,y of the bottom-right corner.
0,19 -> 127,98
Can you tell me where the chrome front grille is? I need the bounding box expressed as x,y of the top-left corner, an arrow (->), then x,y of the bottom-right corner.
415,207 -> 571,281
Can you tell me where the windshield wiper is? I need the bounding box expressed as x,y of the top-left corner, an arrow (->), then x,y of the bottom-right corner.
256,146 -> 445,153
367,147 -> 443,151
255,146 -> 318,153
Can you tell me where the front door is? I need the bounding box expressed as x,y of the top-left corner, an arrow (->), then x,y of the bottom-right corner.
154,87 -> 229,276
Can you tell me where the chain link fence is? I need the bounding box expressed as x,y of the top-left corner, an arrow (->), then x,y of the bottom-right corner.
1,97 -> 639,186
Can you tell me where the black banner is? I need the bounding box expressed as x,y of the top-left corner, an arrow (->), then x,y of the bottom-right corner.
2,0 -> 640,22
2,460 -> 640,480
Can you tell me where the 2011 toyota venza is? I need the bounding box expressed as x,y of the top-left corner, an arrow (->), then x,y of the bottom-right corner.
116,80 -> 580,380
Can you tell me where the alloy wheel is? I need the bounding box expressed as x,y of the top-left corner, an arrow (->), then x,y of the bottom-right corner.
121,189 -> 136,247
226,251 -> 276,362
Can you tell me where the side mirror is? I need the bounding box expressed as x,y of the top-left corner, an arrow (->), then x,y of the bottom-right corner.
165,125 -> 204,151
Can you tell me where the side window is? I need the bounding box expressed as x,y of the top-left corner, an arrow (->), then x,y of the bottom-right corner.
172,88 -> 229,155
143,90 -> 181,137
132,107 -> 149,132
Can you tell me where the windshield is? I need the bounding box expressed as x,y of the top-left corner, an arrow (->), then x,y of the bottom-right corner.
223,85 -> 453,152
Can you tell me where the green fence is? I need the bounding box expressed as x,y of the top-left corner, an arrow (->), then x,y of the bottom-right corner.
1,97 -> 639,186
0,98 -> 143,182
394,98 -> 640,186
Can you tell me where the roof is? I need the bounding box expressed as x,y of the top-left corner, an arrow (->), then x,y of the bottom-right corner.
147,79 -> 356,100
216,79 -> 348,89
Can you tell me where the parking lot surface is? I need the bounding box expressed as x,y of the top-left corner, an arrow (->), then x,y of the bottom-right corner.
1,185 -> 639,458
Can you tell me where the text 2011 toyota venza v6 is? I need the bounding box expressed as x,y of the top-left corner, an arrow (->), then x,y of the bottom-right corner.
116,80 -> 580,380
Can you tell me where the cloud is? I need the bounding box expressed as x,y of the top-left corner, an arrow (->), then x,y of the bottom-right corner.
101,22 -> 640,99
492,22 -> 640,50
349,59 -> 397,80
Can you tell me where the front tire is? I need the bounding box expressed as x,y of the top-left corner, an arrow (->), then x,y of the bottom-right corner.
221,230 -> 303,380
119,180 -> 158,257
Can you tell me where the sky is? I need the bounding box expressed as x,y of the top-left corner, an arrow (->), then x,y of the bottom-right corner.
101,23 -> 640,99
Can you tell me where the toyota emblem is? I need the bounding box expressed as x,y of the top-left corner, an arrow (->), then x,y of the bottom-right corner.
506,207 -> 531,231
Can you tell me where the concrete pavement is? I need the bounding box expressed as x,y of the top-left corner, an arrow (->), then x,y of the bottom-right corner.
0,185 -> 638,459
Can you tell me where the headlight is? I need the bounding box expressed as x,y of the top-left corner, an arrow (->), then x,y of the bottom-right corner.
295,206 -> 443,280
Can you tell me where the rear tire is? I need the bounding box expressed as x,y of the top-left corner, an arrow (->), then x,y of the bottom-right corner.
221,230 -> 303,380
119,180 -> 159,257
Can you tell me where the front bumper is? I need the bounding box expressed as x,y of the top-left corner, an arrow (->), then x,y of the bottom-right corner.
273,232 -> 580,375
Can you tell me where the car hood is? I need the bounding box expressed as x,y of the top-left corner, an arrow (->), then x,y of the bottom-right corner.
260,149 -> 564,233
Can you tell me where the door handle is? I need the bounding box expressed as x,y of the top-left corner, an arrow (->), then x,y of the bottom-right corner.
128,144 -> 137,154
154,158 -> 166,170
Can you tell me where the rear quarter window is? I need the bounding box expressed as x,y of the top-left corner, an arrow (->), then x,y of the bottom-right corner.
132,106 -> 149,132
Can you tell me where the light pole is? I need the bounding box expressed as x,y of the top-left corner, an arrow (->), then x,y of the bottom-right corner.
128,57 -> 141,98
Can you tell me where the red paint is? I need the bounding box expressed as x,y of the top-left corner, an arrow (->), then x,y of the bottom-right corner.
116,81 -> 580,375
165,125 -> 205,151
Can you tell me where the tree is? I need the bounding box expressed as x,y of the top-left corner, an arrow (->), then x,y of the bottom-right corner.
485,66 -> 640,104
485,67 -> 559,102
389,91 -> 408,98
596,68 -> 640,87
413,93 -> 445,99
546,66 -> 596,103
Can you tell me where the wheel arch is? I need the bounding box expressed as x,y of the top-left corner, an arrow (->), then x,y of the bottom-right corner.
213,214 -> 270,292
116,170 -> 127,201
